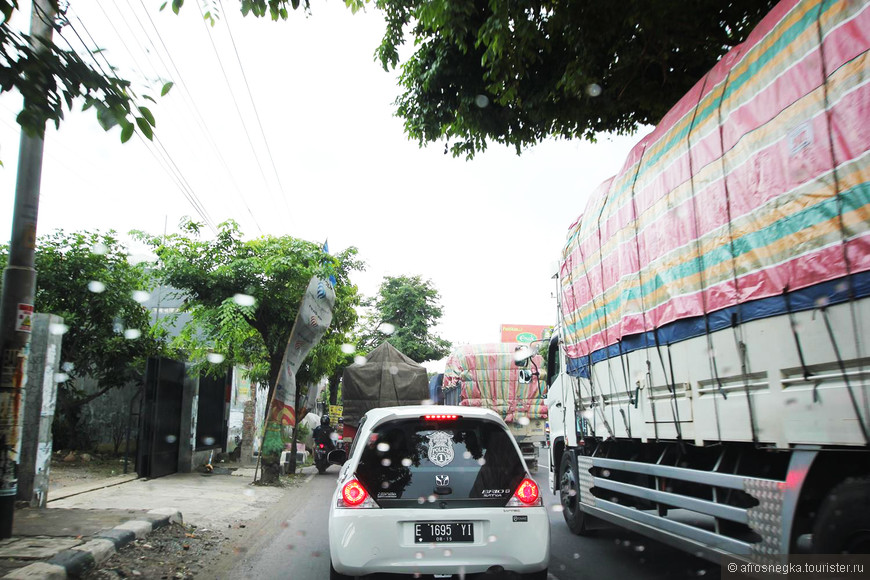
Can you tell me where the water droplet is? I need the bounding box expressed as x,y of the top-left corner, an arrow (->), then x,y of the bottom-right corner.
427,495 -> 437,503
207,353 -> 225,364
586,83 -> 602,97
573,553 -> 580,559
243,488 -> 255,497
697,570 -> 707,577
124,328 -> 142,340
582,409 -> 594,420
381,458 -> 392,467
377,442 -> 391,452
463,451 -> 472,459
91,242 -> 108,255
477,458 -> 486,466
54,373 -> 69,383
518,416 -> 530,426
389,365 -> 399,375
815,296 -> 829,308
417,497 -> 426,504
443,549 -> 452,557
487,535 -> 498,543
340,344 -> 355,354
622,540 -> 631,547
551,505 -> 564,513
166,435 -> 177,443
88,280 -> 106,293
233,293 -> 256,307
415,552 -> 423,560
61,362 -> 75,372
202,437 -> 215,446
602,469 -> 611,477
402,458 -> 412,467
354,356 -> 367,365
635,545 -> 645,552
132,290 -> 150,304
474,94 -> 489,108
381,481 -> 390,489
49,323 -> 69,336
380,323 -> 395,335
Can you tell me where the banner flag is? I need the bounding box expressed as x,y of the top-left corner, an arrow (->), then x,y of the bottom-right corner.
267,277 -> 336,433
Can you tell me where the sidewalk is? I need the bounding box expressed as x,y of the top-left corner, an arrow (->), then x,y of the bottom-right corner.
1,465 -> 316,579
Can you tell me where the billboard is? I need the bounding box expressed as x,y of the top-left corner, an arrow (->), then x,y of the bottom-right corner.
500,324 -> 552,344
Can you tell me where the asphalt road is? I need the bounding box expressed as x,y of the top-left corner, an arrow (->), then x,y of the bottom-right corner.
218,449 -> 720,579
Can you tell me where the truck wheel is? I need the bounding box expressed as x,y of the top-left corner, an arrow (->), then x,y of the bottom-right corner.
560,451 -> 592,535
813,476 -> 870,553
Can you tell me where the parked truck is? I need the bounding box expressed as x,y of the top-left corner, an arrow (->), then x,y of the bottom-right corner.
541,0 -> 869,562
442,343 -> 548,471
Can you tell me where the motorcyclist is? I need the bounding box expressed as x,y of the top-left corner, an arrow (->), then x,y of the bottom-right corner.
312,415 -> 335,452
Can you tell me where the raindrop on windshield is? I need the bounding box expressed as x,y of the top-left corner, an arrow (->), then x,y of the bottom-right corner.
165,435 -> 177,443
417,497 -> 426,504
815,296 -> 829,308
635,545 -> 646,552
581,409 -> 594,420
380,323 -> 395,335
61,362 -> 75,372
354,356 -> 367,365
381,482 -> 390,489
132,290 -> 150,304
551,505 -> 564,513
697,571 -> 707,577
474,94 -> 489,108
202,437 -> 215,446
54,373 -> 69,383
443,549 -> 452,557
389,365 -> 399,376
402,458 -> 413,467
427,495 -> 437,503
602,469 -> 611,477
518,416 -> 530,426
207,353 -> 226,364
91,242 -> 108,255
124,328 -> 141,340
477,458 -> 486,466
487,535 -> 498,543
463,451 -> 472,459
233,293 -> 256,307
340,344 -> 355,354
49,323 -> 69,336
587,83 -> 602,97
415,552 -> 423,560
573,553 -> 580,559
381,458 -> 392,467
377,442 -> 391,452
88,281 -> 106,293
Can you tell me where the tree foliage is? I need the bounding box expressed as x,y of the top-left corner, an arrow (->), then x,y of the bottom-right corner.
0,230 -> 162,447
0,1 -> 165,142
358,275 -> 450,363
135,219 -> 364,398
374,0 -> 776,158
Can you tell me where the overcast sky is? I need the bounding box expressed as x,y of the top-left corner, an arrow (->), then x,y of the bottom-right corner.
0,1 -> 643,362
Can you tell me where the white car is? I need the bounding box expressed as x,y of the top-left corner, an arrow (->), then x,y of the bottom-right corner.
328,405 -> 550,579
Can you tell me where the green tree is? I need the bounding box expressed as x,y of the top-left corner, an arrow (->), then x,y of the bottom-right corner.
0,1 -> 164,144
374,0 -> 776,158
358,275 -> 451,363
0,230 -> 162,449
135,219 -> 363,482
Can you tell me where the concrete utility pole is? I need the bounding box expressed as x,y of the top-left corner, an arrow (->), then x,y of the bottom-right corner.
0,0 -> 55,538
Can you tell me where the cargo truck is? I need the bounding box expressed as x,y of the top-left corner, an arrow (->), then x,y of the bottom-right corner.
442,343 -> 548,471
538,0 -> 870,562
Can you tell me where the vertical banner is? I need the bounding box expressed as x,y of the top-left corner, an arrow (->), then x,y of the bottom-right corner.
264,277 -> 335,451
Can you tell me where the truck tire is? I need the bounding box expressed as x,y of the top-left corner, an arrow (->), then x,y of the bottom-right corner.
813,476 -> 870,554
559,451 -> 592,536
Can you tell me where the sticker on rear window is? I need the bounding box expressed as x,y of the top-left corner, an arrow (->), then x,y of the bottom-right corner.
427,431 -> 455,467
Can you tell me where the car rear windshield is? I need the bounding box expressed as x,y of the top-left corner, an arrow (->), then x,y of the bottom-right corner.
355,416 -> 526,509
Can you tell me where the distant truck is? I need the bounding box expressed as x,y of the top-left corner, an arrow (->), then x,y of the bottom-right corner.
538,0 -> 870,563
441,343 -> 548,471
340,342 -> 430,446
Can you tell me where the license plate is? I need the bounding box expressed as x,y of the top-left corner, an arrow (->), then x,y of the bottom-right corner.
414,522 -> 474,543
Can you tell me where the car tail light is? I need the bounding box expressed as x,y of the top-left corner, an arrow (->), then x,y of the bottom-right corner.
506,478 -> 542,507
337,478 -> 378,509
423,414 -> 460,420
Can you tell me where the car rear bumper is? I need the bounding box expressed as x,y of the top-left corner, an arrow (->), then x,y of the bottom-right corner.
329,505 -> 550,576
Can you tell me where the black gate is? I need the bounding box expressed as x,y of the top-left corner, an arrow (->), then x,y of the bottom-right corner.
137,357 -> 185,478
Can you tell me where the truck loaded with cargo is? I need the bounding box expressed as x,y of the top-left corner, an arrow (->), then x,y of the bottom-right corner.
538,0 -> 870,562
340,342 -> 431,446
441,343 -> 548,471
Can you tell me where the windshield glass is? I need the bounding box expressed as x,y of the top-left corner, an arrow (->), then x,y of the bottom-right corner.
355,417 -> 526,509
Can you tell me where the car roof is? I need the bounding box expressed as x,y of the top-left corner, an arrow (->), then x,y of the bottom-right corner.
359,405 -> 507,428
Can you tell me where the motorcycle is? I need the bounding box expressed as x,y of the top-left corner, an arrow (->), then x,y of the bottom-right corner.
314,442 -> 330,474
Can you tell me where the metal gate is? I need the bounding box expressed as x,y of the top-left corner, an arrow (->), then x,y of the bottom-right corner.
137,357 -> 185,478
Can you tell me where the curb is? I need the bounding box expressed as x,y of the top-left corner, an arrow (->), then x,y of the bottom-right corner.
3,509 -> 183,580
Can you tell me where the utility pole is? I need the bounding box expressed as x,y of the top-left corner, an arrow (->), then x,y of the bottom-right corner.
0,0 -> 55,538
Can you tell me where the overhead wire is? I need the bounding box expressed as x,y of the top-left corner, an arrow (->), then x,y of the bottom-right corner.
126,0 -> 267,235
193,1 -> 293,226
54,6 -> 219,234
